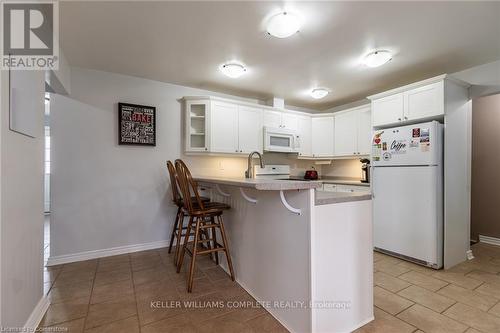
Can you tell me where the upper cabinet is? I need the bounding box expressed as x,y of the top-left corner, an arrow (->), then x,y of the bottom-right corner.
311,117 -> 334,157
370,77 -> 446,128
334,105 -> 371,157
263,110 -> 298,130
210,101 -> 239,153
297,115 -> 312,157
238,106 -> 263,154
185,99 -> 210,152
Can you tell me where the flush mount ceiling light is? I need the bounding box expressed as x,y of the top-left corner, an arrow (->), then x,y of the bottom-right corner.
266,12 -> 301,38
220,63 -> 247,78
310,88 -> 329,99
362,50 -> 392,68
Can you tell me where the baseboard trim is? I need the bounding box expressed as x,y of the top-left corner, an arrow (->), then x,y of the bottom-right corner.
24,295 -> 49,330
46,240 -> 169,266
479,235 -> 500,247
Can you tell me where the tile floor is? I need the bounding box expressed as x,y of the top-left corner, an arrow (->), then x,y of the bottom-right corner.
41,242 -> 500,333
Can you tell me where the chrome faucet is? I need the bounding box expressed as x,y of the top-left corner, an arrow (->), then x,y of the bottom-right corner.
245,151 -> 265,178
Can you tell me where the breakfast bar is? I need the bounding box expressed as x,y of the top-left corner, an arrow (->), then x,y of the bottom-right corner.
195,176 -> 373,333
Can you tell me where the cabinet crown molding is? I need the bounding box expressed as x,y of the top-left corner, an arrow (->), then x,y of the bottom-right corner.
367,74 -> 469,101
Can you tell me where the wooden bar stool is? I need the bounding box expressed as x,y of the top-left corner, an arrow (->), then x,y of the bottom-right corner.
166,161 -> 209,266
174,159 -> 235,292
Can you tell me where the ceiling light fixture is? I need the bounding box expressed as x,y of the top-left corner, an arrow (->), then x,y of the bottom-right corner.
362,50 -> 392,68
310,88 -> 329,99
220,63 -> 247,78
266,12 -> 301,38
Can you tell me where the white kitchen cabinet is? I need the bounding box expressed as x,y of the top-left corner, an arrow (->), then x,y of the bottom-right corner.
263,110 -> 282,128
238,106 -> 263,154
281,113 -> 299,131
357,107 -> 372,155
372,93 -> 404,127
311,117 -> 334,157
263,110 -> 298,130
297,115 -> 312,157
210,101 -> 238,153
370,78 -> 446,127
334,111 -> 358,156
336,184 -> 371,193
185,99 -> 210,152
405,81 -> 444,121
322,183 -> 338,192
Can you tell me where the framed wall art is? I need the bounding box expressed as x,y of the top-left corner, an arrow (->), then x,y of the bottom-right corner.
118,103 -> 156,146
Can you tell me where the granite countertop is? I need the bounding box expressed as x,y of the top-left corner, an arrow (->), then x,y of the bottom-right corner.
315,190 -> 372,206
195,176 -> 322,191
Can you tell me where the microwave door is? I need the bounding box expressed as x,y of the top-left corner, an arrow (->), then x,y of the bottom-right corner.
266,133 -> 294,152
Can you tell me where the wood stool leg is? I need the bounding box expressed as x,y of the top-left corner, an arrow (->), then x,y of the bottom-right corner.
173,209 -> 184,266
177,215 -> 193,273
169,206 -> 181,254
217,215 -> 235,281
211,216 -> 219,265
188,216 -> 201,292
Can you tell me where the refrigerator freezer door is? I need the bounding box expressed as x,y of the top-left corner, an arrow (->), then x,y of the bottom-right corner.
372,121 -> 442,166
373,166 -> 443,267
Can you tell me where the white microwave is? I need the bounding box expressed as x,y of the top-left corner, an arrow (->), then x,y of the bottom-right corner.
264,127 -> 300,153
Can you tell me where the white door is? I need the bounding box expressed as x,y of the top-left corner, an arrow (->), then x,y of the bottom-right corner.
372,93 -> 404,127
238,106 -> 263,154
281,113 -> 299,131
297,115 -> 312,157
372,166 -> 442,267
263,110 -> 282,128
334,111 -> 358,156
404,81 -> 444,121
357,107 -> 372,155
210,102 -> 238,153
311,117 -> 334,157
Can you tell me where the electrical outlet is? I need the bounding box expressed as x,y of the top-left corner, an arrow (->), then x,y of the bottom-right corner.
219,161 -> 225,170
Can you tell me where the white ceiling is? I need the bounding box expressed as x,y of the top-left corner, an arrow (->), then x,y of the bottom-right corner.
60,1 -> 500,111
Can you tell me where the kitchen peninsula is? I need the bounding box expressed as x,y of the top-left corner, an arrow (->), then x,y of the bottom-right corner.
195,176 -> 373,333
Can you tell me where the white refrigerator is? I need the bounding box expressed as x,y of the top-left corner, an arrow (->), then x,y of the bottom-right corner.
372,121 -> 443,269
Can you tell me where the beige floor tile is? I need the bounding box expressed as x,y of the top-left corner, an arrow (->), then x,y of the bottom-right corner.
46,318 -> 85,333
136,293 -> 185,326
398,285 -> 456,313
214,278 -> 247,300
84,315 -> 139,333
488,301 -> 500,317
218,294 -> 267,322
476,283 -> 500,300
466,270 -> 500,286
85,296 -> 137,329
246,313 -> 288,333
175,277 -> 217,300
444,302 -> 500,333
204,266 -> 232,282
354,307 -> 416,333
48,280 -> 93,304
396,261 -> 436,276
131,256 -> 163,272
374,272 -> 411,293
44,269 -> 61,283
96,261 -> 131,274
196,315 -> 257,333
464,328 -> 483,333
399,271 -> 449,292
132,265 -> 171,286
373,286 -> 414,315
40,297 -> 89,327
98,254 -> 130,265
432,271 -> 484,290
140,313 -> 199,333
183,291 -> 235,324
438,284 -> 498,311
94,268 -> 132,287
397,304 -> 468,333
90,279 -> 134,304
374,260 -> 411,277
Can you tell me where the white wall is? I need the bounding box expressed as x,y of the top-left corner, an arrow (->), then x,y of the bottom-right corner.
0,70 -> 45,327
50,68 -> 316,259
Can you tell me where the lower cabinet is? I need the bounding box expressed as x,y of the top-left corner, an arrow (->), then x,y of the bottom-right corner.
321,183 -> 371,193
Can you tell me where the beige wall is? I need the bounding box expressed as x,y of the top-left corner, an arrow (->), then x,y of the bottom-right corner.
471,93 -> 500,240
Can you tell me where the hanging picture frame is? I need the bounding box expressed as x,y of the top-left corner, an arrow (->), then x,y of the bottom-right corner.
118,102 -> 156,146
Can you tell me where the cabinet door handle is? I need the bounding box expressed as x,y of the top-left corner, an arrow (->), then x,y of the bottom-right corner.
205,148 -> 208,151
404,116 -> 408,120
398,118 -> 402,121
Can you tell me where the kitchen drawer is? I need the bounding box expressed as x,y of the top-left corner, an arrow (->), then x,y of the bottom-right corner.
336,185 -> 371,193
322,183 -> 338,192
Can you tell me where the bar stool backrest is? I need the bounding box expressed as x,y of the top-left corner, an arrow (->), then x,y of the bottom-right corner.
166,160 -> 182,206
175,159 -> 205,213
